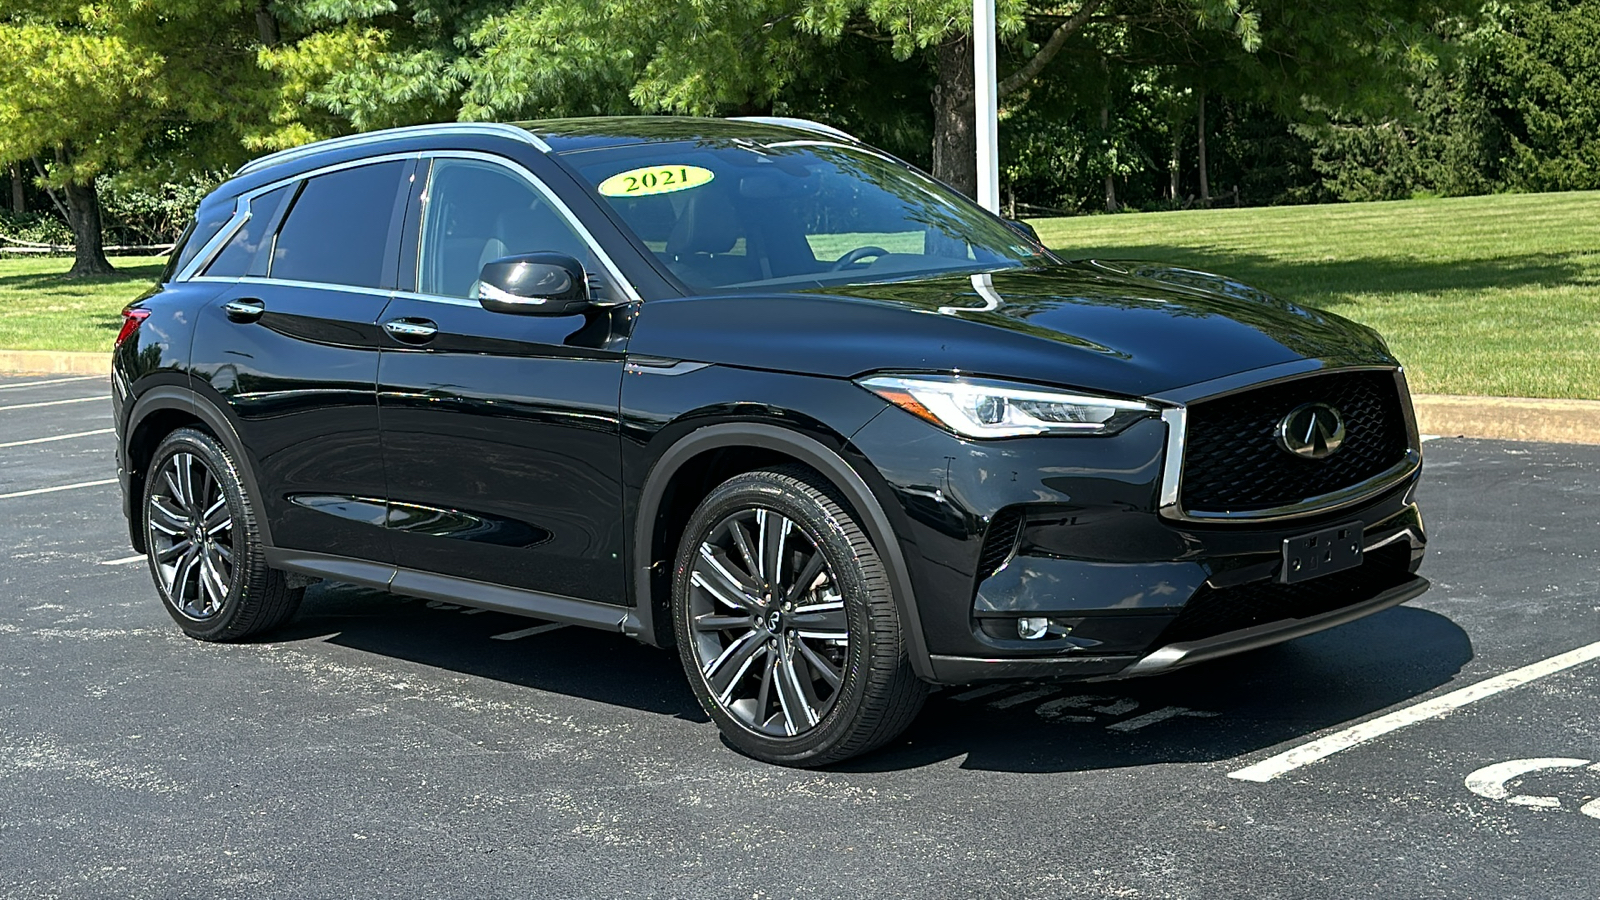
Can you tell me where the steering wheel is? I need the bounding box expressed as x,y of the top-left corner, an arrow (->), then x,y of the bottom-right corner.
830,245 -> 890,271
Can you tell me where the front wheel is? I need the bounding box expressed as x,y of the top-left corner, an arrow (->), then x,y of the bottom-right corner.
143,428 -> 302,641
672,465 -> 926,766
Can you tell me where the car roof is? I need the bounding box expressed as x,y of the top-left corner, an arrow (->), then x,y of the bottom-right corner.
529,116 -> 859,154
232,116 -> 856,179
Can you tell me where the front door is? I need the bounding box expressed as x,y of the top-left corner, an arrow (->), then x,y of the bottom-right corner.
377,155 -> 631,603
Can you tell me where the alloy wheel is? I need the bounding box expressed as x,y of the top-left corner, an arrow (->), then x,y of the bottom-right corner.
147,451 -> 235,620
686,507 -> 850,737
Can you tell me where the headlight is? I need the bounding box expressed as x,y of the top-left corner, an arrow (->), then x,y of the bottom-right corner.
857,374 -> 1157,438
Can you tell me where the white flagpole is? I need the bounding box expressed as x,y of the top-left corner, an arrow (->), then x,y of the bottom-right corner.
974,0 -> 1000,214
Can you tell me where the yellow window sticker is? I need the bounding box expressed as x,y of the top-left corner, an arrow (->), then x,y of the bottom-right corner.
598,165 -> 714,198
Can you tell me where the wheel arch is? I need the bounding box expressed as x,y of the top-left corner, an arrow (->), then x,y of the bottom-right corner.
631,422 -> 933,680
124,388 -> 271,552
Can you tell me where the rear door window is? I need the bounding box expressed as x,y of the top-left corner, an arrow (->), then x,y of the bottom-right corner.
269,161 -> 406,289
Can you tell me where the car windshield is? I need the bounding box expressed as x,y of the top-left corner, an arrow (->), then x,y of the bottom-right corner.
564,139 -> 1048,292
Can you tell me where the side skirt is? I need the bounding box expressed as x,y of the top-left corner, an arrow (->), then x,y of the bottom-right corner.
264,548 -> 644,635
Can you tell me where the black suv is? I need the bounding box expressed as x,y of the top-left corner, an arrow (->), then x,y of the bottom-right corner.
114,117 -> 1427,765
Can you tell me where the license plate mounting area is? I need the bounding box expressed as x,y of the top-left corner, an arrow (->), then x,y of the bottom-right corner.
1281,521 -> 1363,584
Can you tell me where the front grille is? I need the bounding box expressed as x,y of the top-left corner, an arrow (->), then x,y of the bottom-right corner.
975,507 -> 1025,580
1158,545 -> 1414,645
1181,370 -> 1409,515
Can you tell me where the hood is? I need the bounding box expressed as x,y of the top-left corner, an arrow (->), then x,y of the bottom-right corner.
627,261 -> 1395,400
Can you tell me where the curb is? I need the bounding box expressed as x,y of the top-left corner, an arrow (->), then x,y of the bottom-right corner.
1412,394 -> 1600,446
1,351 -> 1597,445
0,350 -> 110,376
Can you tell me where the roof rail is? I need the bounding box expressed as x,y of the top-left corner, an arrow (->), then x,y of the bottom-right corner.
233,122 -> 551,177
728,116 -> 860,143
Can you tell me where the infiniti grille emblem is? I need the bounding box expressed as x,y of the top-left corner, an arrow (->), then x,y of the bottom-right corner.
1277,403 -> 1346,459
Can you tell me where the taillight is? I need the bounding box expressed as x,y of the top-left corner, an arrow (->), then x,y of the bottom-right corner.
115,308 -> 151,348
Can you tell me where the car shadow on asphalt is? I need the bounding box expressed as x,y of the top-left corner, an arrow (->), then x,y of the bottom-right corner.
274,582 -> 1470,775
845,605 -> 1472,774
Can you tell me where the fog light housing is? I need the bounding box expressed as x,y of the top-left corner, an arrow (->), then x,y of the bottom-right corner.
1017,617 -> 1051,640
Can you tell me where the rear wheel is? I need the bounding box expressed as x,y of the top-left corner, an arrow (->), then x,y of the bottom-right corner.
143,428 -> 302,641
672,465 -> 926,766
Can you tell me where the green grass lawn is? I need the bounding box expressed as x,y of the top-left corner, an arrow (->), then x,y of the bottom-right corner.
3,191 -> 1598,398
0,255 -> 165,353
1033,191 -> 1600,400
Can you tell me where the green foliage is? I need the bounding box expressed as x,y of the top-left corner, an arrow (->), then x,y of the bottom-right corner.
252,0 -> 492,149
99,173 -> 221,245
0,209 -> 73,246
1486,0 -> 1600,191
0,2 -> 275,184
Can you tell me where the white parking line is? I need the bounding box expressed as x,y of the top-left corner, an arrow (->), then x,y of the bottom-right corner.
99,554 -> 146,566
0,375 -> 105,392
0,428 -> 115,449
491,623 -> 568,641
0,478 -> 119,500
1229,639 -> 1600,783
0,396 -> 104,412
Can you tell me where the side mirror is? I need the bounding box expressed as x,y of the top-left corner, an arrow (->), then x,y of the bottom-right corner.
476,253 -> 592,316
1004,218 -> 1041,244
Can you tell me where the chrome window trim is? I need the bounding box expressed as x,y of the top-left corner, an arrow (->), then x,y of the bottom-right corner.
233,123 -> 550,178
178,151 -> 422,283
175,202 -> 250,283
1155,365 -> 1423,524
190,275 -> 396,302
415,150 -> 643,304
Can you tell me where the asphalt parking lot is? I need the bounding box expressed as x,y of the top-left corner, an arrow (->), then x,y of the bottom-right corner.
2,372 -> 1596,899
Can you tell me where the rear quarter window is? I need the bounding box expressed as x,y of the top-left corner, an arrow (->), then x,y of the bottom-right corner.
162,207 -> 233,282
201,186 -> 292,279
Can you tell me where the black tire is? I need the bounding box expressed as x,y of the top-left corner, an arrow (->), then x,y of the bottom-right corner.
142,427 -> 302,641
671,465 -> 926,766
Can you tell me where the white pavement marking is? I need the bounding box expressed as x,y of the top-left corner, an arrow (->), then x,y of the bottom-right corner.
0,478 -> 119,500
0,427 -> 115,449
1465,758 -> 1595,809
0,375 -> 105,392
99,554 -> 147,566
0,396 -> 104,412
1035,696 -> 1098,722
1107,706 -> 1218,732
989,687 -> 1056,709
491,623 -> 568,641
1229,639 -> 1600,783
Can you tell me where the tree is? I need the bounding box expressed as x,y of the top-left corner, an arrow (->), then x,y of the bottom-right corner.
0,2 -> 273,275
234,0 -> 1487,212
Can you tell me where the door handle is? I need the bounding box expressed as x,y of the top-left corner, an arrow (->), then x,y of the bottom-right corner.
383,318 -> 438,344
223,297 -> 265,323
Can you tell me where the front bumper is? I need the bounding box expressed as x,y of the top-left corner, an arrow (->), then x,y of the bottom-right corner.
846,379 -> 1428,686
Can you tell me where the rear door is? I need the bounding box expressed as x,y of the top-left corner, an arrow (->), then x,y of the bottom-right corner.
189,157 -> 412,562
376,153 -> 635,603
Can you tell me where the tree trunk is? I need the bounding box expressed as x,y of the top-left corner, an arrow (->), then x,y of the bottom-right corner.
1197,87 -> 1211,206
256,0 -> 281,46
1168,129 -> 1181,202
931,36 -> 977,199
9,165 -> 23,214
63,179 -> 115,277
